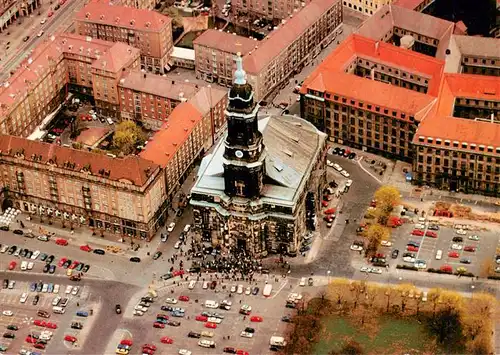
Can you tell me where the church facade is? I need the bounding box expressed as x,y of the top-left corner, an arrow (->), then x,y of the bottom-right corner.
189,55 -> 327,257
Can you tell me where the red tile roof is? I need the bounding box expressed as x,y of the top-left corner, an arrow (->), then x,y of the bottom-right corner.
243,0 -> 340,74
415,74 -> 500,148
76,0 -> 171,32
193,29 -> 258,55
139,102 -> 203,167
392,0 -> 426,10
91,42 -> 140,72
0,135 -> 159,186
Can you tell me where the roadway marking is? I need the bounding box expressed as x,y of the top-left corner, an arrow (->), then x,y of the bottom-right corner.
356,157 -> 382,183
270,280 -> 288,299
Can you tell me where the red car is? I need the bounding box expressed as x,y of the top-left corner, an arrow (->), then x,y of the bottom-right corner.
58,257 -> 68,267
69,261 -> 80,269
321,200 -> 329,207
172,270 -> 185,277
440,264 -> 453,273
47,11 -> 54,17
406,245 -> 419,252
26,336 -> 37,344
142,349 -> 155,355
411,229 -> 424,236
160,336 -> 173,344
56,238 -> 68,246
64,335 -> 77,343
46,322 -> 57,329
196,315 -> 208,322
250,316 -> 263,322
323,215 -> 334,222
60,0 -> 66,5
33,319 -> 47,327
448,251 -> 459,258
80,245 -> 92,252
143,344 -> 157,351
153,322 -> 165,328
324,208 -> 336,215
237,350 -> 250,355
425,231 -> 437,238
34,343 -> 45,350
205,322 -> 217,329
178,295 -> 189,302
464,246 -> 476,252
156,313 -> 169,320
120,339 -> 133,346
8,260 -> 16,270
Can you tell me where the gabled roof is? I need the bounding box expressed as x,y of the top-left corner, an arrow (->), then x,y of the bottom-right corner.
450,35 -> 500,59
91,42 -> 140,72
188,86 -> 228,116
139,103 -> 203,167
0,135 -> 159,186
76,0 -> 171,32
193,30 -> 257,55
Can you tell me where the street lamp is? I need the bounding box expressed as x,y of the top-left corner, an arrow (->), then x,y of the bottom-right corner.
327,270 -> 331,284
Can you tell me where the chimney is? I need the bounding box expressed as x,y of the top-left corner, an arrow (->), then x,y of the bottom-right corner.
370,66 -> 375,81
375,41 -> 379,55
144,73 -> 146,78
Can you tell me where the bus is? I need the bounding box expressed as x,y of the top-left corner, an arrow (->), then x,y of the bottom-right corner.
263,284 -> 273,297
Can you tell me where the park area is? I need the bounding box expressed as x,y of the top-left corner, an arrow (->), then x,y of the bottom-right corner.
284,280 -> 496,355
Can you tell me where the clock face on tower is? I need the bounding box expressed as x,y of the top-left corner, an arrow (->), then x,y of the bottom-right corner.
235,150 -> 244,158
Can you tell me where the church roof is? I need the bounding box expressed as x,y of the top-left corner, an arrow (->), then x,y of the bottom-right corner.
191,114 -> 326,206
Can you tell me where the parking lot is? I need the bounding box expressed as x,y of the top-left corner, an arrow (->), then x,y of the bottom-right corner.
388,219 -> 498,275
110,277 -> 301,355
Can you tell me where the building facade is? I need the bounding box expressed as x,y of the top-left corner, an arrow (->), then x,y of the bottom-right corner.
193,30 -> 257,87
342,0 -> 393,16
0,0 -> 42,33
243,0 -> 342,101
0,135 -> 167,240
189,56 -> 327,257
111,0 -> 160,10
75,1 -> 173,74
230,0 -> 312,20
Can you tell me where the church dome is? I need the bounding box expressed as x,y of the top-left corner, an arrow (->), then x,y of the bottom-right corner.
228,53 -> 255,112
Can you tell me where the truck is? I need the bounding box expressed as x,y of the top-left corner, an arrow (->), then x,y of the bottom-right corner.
270,336 -> 287,349
263,284 -> 273,297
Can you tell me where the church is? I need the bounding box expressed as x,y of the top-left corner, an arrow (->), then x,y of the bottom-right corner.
189,54 -> 327,257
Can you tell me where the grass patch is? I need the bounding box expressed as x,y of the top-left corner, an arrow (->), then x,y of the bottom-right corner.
314,316 -> 434,354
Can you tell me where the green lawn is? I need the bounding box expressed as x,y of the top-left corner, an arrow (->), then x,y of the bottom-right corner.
314,316 -> 433,354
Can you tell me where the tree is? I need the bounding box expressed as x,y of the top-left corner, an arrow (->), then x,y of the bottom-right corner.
328,278 -> 352,308
112,121 -> 145,155
395,283 -> 416,313
479,259 -> 495,277
373,185 -> 400,219
363,224 -> 389,256
329,339 -> 365,355
384,287 -> 399,313
461,293 -> 496,341
163,7 -> 183,28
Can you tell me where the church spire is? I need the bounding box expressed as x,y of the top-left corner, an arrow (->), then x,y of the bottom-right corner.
234,52 -> 246,85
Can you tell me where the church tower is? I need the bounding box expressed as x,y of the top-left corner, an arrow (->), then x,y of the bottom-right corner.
223,53 -> 265,199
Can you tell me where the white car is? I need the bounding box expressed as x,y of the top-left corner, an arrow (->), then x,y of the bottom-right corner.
31,250 -> 40,260
456,229 -> 467,235
237,284 -> 243,294
27,262 -> 34,270
53,284 -> 60,293
380,240 -> 392,247
451,243 -> 463,250
166,298 -> 178,304
179,349 -> 192,355
207,317 -> 221,324
370,268 -> 382,274
37,235 -> 49,242
8,280 -> 15,289
174,241 -> 182,249
202,281 -> 209,289
414,260 -> 427,269
360,266 -> 371,273
37,30 -> 44,37
198,340 -> 215,348
71,286 -> 80,295
340,170 -> 350,178
299,277 -> 306,286
230,285 -> 237,293
0,245 -> 8,253
245,286 -> 251,295
167,222 -> 176,232
345,179 -> 353,187
221,300 -> 232,306
468,235 -> 480,241
133,310 -> 144,316
134,305 -> 148,312
326,160 -> 334,167
21,261 -> 28,271
2,310 -> 13,316
333,163 -> 342,171
20,293 -> 29,303
40,18 -> 46,24
65,285 -> 73,294
415,223 -> 426,229
403,256 -> 416,263
240,331 -> 253,338
350,244 -> 363,251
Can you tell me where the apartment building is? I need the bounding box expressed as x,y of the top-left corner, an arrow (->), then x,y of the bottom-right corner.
193,30 -> 257,87
342,0 -> 394,16
445,35 -> 500,77
413,74 -> 500,195
243,0 -> 342,101
118,71 -> 199,130
300,34 -> 443,161
0,34 -> 139,137
0,135 -> 167,240
356,4 -> 456,59
139,102 -> 205,198
391,0 -> 434,12
111,0 -> 160,10
230,0 -> 311,20
75,1 -> 173,74
0,0 -> 41,33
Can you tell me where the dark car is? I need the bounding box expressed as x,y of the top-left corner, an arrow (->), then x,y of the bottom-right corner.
0,225 -> 9,231
130,257 -> 141,263
19,248 -> 27,257
391,249 -> 399,259
75,263 -> 84,271
152,251 -> 162,260
46,255 -> 55,264
82,264 -> 90,273
43,264 -> 50,273
161,305 -> 173,312
141,296 -> 154,303
40,253 -> 48,261
13,229 -> 23,235
281,315 -> 292,323
252,287 -> 259,295
8,245 -> 16,254
115,304 -> 121,314
428,224 -> 440,230
49,265 -> 56,274
36,282 -> 43,292
188,331 -> 201,338
93,249 -> 105,255
245,327 -> 255,333
37,310 -> 50,318
71,322 -> 83,330
3,332 -> 15,339
167,320 -> 181,327
32,295 -> 39,306
188,266 -> 201,273
3,280 -> 9,289
452,236 -> 463,243
6,325 -> 18,331
26,250 -> 33,259
223,347 -> 237,354
54,4 -> 60,10
210,281 -> 217,290
460,257 -> 472,264
62,260 -> 71,268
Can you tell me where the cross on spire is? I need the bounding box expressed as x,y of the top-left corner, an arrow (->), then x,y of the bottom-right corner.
234,51 -> 246,85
